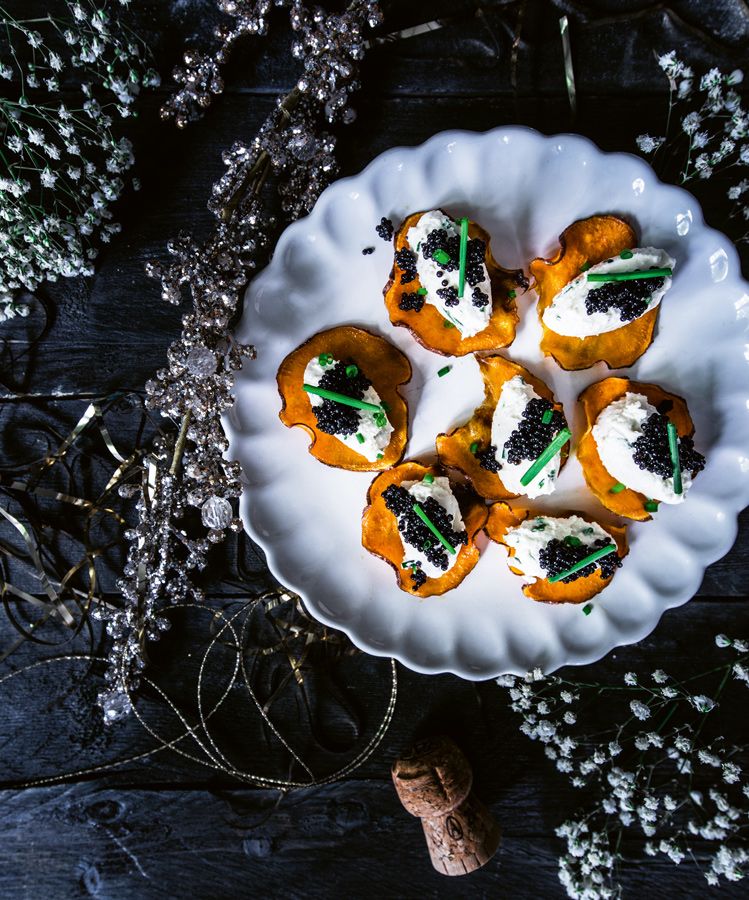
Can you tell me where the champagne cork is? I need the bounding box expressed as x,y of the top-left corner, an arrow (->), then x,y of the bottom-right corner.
391,735 -> 501,876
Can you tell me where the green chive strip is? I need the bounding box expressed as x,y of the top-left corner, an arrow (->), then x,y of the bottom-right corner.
438,365 -> 451,377
644,499 -> 659,513
417,287 -> 428,295
667,421 -> 682,495
609,482 -> 626,494
520,427 -> 572,487
303,384 -> 381,412
542,408 -> 553,425
422,473 -> 434,484
458,217 -> 469,298
413,502 -> 456,555
582,603 -> 594,615
433,248 -> 450,265
356,433 -> 365,444
470,441 -> 479,454
587,268 -> 672,283
548,543 -> 618,583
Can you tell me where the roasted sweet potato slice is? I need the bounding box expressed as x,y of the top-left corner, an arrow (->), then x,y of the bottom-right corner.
577,377 -> 696,521
277,325 -> 411,472
529,214 -> 660,371
362,461 -> 488,597
485,503 -> 628,604
435,355 -> 567,501
383,211 -> 527,356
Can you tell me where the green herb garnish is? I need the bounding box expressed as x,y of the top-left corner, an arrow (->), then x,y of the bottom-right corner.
582,603 -> 593,615
667,421 -> 682,495
520,427 -> 572,487
564,535 -> 583,547
619,249 -> 634,259
345,364 -> 359,378
356,433 -> 365,444
541,408 -> 553,425
508,289 -> 516,299
609,482 -> 626,494
470,441 -> 479,454
547,543 -> 618,583
644,499 -> 659,513
318,353 -> 333,366
413,502 -> 456,555
433,248 -> 450,266
587,268 -> 672,283
438,365 -> 451,377
458,217 -> 469,298
303,384 -> 382,412
417,287 -> 428,295
443,320 -> 455,329
422,473 -> 434,484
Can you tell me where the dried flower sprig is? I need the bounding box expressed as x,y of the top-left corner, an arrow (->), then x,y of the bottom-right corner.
0,0 -> 158,298
635,52 -> 749,242
97,0 -> 382,723
497,634 -> 749,897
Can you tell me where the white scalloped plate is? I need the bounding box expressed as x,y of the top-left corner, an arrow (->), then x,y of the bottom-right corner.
225,127 -> 749,679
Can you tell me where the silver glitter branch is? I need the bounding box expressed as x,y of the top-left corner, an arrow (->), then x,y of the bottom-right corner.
96,0 -> 382,723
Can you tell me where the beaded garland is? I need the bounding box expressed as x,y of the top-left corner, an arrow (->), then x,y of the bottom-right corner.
95,0 -> 383,723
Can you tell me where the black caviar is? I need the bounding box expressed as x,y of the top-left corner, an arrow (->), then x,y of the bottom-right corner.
539,537 -> 621,583
476,445 -> 502,473
382,483 -> 468,582
311,360 -> 371,436
398,290 -> 425,312
376,217 -> 394,241
362,246 -> 375,255
436,285 -> 460,307
585,276 -> 665,323
395,247 -> 418,284
410,565 -> 427,590
504,398 -> 566,465
472,287 -> 490,309
631,412 -> 705,479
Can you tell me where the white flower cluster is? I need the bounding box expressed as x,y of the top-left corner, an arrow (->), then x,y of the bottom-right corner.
0,1 -> 158,301
497,634 -> 749,898
635,51 -> 749,225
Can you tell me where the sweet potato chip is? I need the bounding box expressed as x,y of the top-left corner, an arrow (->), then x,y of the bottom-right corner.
435,355 -> 567,501
277,325 -> 411,472
529,214 -> 660,370
362,461 -> 488,597
383,211 -> 527,356
485,503 -> 627,604
577,377 -> 696,521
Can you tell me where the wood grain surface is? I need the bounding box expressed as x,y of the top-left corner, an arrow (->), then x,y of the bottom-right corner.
1,1 -> 748,897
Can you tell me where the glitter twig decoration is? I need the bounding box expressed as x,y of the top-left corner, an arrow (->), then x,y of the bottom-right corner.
96,0 -> 384,722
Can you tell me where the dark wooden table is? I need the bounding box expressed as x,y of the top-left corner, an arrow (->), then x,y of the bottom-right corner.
1,2 -> 748,897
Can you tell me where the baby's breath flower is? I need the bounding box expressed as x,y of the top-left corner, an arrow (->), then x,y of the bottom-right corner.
652,669 -> 668,684
624,672 -> 637,686
690,694 -> 717,713
682,111 -> 701,135
630,700 -> 651,720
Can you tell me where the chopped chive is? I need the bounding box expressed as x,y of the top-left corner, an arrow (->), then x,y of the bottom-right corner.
422,475 -> 435,487
587,268 -> 672,283
433,248 -> 450,266
458,217 -> 469,298
373,411 -> 387,428
564,535 -> 583,547
532,519 -> 547,531
547,543 -> 618,583
422,539 -> 432,551
443,319 -> 455,328
318,352 -> 333,366
520,427 -> 572,487
401,560 -> 416,569
609,482 -> 626,494
438,365 -> 451,377
644,499 -> 659,513
580,261 -> 591,272
413,502 -> 456,555
356,432 -> 365,444
303,384 -> 382,412
345,364 -> 359,378
417,287 -> 428,295
507,289 -> 517,299
620,249 -> 634,259
582,603 -> 594,615
376,452 -> 384,459
667,421 -> 683,495
541,408 -> 553,425
470,441 -> 479,454
582,527 -> 594,535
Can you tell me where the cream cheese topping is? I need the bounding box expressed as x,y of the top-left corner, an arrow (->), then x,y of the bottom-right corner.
542,246 -> 675,338
400,477 -> 464,578
490,375 -> 561,498
504,515 -> 611,583
303,356 -> 393,462
405,210 -> 492,338
592,391 -> 691,503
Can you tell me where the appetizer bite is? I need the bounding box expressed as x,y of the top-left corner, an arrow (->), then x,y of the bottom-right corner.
578,377 -> 706,521
362,460 -> 488,597
436,355 -> 569,501
486,504 -> 627,604
277,325 -> 411,472
383,209 -> 527,356
530,215 -> 675,370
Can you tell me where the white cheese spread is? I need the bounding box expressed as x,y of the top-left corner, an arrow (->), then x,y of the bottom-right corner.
504,515 -> 611,583
490,375 -> 561,498
542,246 -> 675,338
303,356 -> 393,462
592,392 -> 691,503
405,210 -> 492,338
